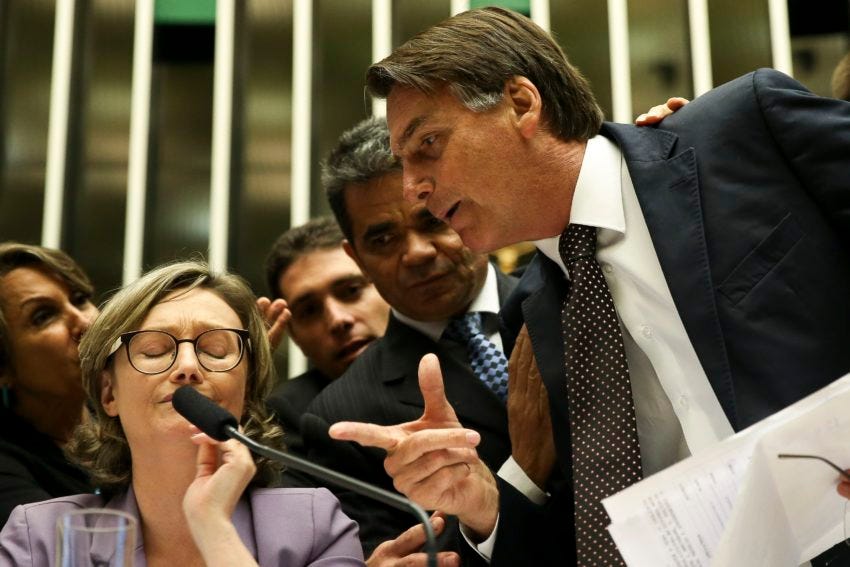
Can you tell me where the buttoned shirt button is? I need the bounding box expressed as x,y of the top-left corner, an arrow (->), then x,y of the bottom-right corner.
602,263 -> 614,274
640,325 -> 653,339
678,395 -> 689,410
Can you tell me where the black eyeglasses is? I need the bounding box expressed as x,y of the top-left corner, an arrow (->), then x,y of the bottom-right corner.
778,453 -> 850,549
777,453 -> 850,481
113,328 -> 250,375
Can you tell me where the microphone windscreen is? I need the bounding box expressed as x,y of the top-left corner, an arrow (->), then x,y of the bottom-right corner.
172,386 -> 238,442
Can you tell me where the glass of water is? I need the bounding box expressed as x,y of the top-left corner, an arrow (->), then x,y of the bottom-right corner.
56,508 -> 136,567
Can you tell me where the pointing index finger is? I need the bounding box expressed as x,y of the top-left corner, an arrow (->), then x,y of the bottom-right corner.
328,421 -> 402,452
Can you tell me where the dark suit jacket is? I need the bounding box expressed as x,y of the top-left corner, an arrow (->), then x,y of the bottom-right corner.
0,409 -> 92,527
267,368 -> 332,457
299,268 -> 517,555
496,69 -> 850,565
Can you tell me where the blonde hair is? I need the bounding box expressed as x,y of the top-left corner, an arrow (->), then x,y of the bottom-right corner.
68,261 -> 283,493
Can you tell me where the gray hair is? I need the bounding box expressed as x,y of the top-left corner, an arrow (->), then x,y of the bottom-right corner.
323,116 -> 400,243
69,261 -> 284,494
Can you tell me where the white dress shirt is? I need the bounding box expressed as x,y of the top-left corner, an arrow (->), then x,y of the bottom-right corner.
534,135 -> 734,463
470,135 -> 736,562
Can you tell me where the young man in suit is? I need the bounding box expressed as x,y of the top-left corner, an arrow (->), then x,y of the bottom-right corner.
262,221 -> 466,567
329,7 -> 850,566
299,116 -> 525,560
261,217 -> 389,454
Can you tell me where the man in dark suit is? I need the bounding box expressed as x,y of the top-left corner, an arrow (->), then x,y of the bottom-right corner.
300,116 -> 526,559
260,217 -> 389,455
329,7 -> 850,566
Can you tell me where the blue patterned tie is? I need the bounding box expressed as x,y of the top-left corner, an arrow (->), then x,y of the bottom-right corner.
444,312 -> 508,402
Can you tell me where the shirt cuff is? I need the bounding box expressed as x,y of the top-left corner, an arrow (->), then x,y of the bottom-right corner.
459,457 -> 550,561
460,514 -> 500,562
497,456 -> 549,505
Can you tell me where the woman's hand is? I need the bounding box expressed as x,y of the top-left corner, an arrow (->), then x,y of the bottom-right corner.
182,429 -> 259,567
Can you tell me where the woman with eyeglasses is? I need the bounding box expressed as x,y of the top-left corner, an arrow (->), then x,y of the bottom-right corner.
0,261 -> 364,565
0,243 -> 97,525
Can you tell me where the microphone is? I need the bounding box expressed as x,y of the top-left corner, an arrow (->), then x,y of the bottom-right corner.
172,386 -> 438,567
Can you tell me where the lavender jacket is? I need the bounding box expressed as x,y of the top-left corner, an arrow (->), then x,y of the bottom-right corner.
0,486 -> 364,566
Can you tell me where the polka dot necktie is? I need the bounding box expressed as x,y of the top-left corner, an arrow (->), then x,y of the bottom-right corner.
559,224 -> 642,566
444,312 -> 509,403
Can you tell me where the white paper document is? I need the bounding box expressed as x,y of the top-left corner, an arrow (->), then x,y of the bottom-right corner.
603,373 -> 850,567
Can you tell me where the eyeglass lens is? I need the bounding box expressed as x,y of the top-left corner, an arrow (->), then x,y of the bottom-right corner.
127,329 -> 244,374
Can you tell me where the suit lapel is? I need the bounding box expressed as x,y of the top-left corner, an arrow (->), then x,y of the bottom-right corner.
494,266 -> 520,350
379,315 -> 508,435
601,123 -> 738,427
516,257 -> 568,399
502,254 -> 575,472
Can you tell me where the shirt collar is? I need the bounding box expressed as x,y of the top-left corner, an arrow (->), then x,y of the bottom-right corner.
533,135 -> 625,270
393,263 -> 500,342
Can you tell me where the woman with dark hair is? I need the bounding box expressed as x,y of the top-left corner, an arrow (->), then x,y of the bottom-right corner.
0,261 -> 363,565
0,242 -> 97,524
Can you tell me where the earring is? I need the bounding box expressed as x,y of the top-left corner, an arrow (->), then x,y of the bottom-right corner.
1,384 -> 10,409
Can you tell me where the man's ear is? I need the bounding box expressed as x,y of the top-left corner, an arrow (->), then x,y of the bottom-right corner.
504,76 -> 542,139
100,369 -> 119,417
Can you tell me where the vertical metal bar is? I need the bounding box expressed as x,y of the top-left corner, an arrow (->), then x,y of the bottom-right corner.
210,0 -> 236,272
42,0 -> 76,248
291,0 -> 311,229
371,0 -> 392,118
529,0 -> 550,32
123,0 -> 154,284
450,0 -> 469,16
607,0 -> 632,123
687,0 -> 713,96
768,0 -> 793,76
288,0 -> 314,377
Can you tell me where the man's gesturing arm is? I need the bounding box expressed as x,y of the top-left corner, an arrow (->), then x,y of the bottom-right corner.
507,325 -> 556,489
329,353 -> 500,540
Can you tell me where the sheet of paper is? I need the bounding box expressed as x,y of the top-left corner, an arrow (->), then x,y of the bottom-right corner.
709,448 -> 799,567
603,373 -> 850,567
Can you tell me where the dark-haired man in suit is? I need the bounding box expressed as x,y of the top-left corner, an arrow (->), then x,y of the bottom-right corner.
299,117 -> 523,561
260,216 -> 389,455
